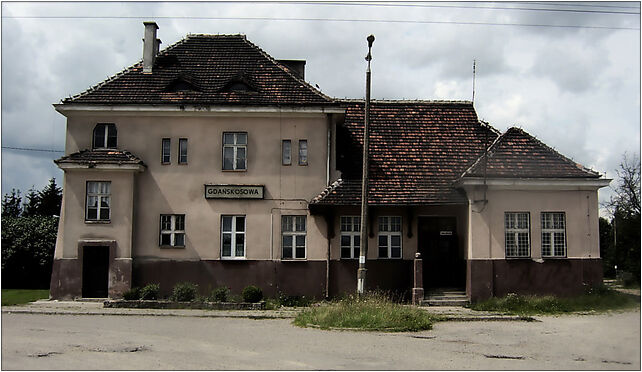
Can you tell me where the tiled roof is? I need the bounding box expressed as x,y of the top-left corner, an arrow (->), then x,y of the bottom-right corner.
55,149 -> 146,167
461,127 -> 601,179
312,100 -> 499,206
63,34 -> 335,106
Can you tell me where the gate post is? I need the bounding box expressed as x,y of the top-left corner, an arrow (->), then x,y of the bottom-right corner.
412,252 -> 424,305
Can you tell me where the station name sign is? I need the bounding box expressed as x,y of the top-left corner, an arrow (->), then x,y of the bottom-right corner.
205,184 -> 264,199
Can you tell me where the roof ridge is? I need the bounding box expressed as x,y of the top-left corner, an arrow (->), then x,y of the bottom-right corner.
338,98 -> 473,104
239,37 -> 336,103
64,35 -> 192,103
458,121 -> 503,179
506,127 -> 601,176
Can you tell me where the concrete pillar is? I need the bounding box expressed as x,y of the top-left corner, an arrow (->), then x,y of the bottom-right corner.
412,252 -> 424,305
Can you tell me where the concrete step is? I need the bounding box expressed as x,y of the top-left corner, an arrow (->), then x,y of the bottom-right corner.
422,298 -> 470,306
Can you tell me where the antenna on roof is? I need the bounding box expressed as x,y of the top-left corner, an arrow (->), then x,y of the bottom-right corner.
472,59 -> 476,104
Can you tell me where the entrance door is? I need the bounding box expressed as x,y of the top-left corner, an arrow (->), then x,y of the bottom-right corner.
418,217 -> 464,289
82,246 -> 109,298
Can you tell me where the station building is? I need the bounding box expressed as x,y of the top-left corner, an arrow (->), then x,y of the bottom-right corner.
50,22 -> 610,301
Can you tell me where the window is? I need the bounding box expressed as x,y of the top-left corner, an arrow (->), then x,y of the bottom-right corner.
86,181 -> 111,221
161,138 -> 171,164
221,215 -> 245,258
505,212 -> 530,258
282,215 -> 306,259
223,132 -> 247,170
160,214 -> 185,247
378,216 -> 402,258
178,138 -> 188,164
541,212 -> 566,257
298,140 -> 308,165
282,140 -> 292,165
340,216 -> 361,259
92,123 -> 117,149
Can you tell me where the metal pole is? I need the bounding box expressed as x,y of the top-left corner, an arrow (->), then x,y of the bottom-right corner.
358,35 -> 375,295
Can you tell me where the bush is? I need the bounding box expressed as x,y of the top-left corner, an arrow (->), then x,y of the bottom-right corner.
123,287 -> 141,300
170,282 -> 199,302
209,287 -> 230,302
140,284 -> 160,300
276,292 -> 312,307
294,292 -> 438,331
242,285 -> 263,303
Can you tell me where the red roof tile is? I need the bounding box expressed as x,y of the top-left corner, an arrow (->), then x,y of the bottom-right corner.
63,34 -> 335,107
461,127 -> 600,179
312,100 -> 499,206
55,149 -> 146,167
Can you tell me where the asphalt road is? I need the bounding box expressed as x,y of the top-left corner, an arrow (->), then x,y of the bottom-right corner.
2,310 -> 639,370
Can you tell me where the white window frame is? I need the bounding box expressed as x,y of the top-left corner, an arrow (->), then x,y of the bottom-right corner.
378,216 -> 402,259
86,181 -> 111,222
92,123 -> 117,149
160,214 -> 185,248
222,132 -> 247,170
178,138 -> 188,164
340,216 -> 361,259
541,212 -> 566,258
221,215 -> 246,259
298,139 -> 308,166
161,138 -> 171,164
505,212 -> 530,258
282,139 -> 292,165
282,215 -> 306,259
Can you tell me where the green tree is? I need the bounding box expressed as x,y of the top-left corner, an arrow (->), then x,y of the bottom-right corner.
22,187 -> 41,217
599,217 -> 614,278
1,189 -> 22,217
37,178 -> 62,216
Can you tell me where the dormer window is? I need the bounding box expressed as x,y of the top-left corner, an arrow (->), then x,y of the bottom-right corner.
228,82 -> 251,92
93,123 -> 117,149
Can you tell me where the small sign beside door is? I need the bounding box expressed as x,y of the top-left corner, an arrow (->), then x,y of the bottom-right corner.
440,230 -> 453,236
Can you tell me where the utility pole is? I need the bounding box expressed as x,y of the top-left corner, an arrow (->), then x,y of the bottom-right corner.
358,34 -> 375,295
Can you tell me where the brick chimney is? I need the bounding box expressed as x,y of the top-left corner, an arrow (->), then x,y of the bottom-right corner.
142,21 -> 161,73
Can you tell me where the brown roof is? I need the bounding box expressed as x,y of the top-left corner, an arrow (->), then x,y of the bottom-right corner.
55,150 -> 146,167
312,100 -> 499,206
461,127 -> 600,179
63,34 -> 335,106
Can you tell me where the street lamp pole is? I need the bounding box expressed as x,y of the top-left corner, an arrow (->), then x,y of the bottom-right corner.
358,34 -> 375,295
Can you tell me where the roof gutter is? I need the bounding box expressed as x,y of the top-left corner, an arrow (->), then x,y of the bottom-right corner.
454,177 -> 611,190
53,104 -> 346,117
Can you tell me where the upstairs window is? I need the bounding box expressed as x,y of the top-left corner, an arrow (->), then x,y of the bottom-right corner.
223,132 -> 247,170
93,123 -> 117,149
178,138 -> 188,164
541,212 -> 566,257
298,140 -> 308,165
505,212 -> 530,258
161,138 -> 171,164
282,140 -> 292,165
86,181 -> 110,222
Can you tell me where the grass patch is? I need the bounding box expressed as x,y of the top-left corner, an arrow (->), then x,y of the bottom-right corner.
470,289 -> 640,316
2,289 -> 49,306
293,293 -> 440,332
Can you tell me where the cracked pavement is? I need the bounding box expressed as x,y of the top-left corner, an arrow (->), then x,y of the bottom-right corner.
2,308 -> 639,370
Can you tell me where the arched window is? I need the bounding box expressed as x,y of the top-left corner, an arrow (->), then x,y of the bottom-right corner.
93,123 -> 117,149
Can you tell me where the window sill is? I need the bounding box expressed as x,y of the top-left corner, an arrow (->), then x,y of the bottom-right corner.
85,220 -> 110,224
159,245 -> 185,249
222,169 -> 247,172
281,258 -> 307,261
541,256 -> 568,259
505,256 -> 532,260
221,257 -> 246,260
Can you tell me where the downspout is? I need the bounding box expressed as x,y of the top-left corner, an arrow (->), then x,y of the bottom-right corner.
327,115 -> 331,186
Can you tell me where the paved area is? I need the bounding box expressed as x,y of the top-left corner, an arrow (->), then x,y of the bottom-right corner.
1,303 -> 639,370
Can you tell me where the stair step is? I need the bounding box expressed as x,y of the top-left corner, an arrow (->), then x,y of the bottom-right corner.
427,295 -> 469,301
422,299 -> 470,306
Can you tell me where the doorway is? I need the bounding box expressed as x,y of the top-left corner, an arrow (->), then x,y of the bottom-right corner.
418,217 -> 465,290
82,246 -> 109,298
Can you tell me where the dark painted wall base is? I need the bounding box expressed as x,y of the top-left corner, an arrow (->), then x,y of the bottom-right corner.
467,258 -> 603,302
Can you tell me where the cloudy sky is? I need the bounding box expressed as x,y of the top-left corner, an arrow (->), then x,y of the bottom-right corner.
1,1 -> 639,214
